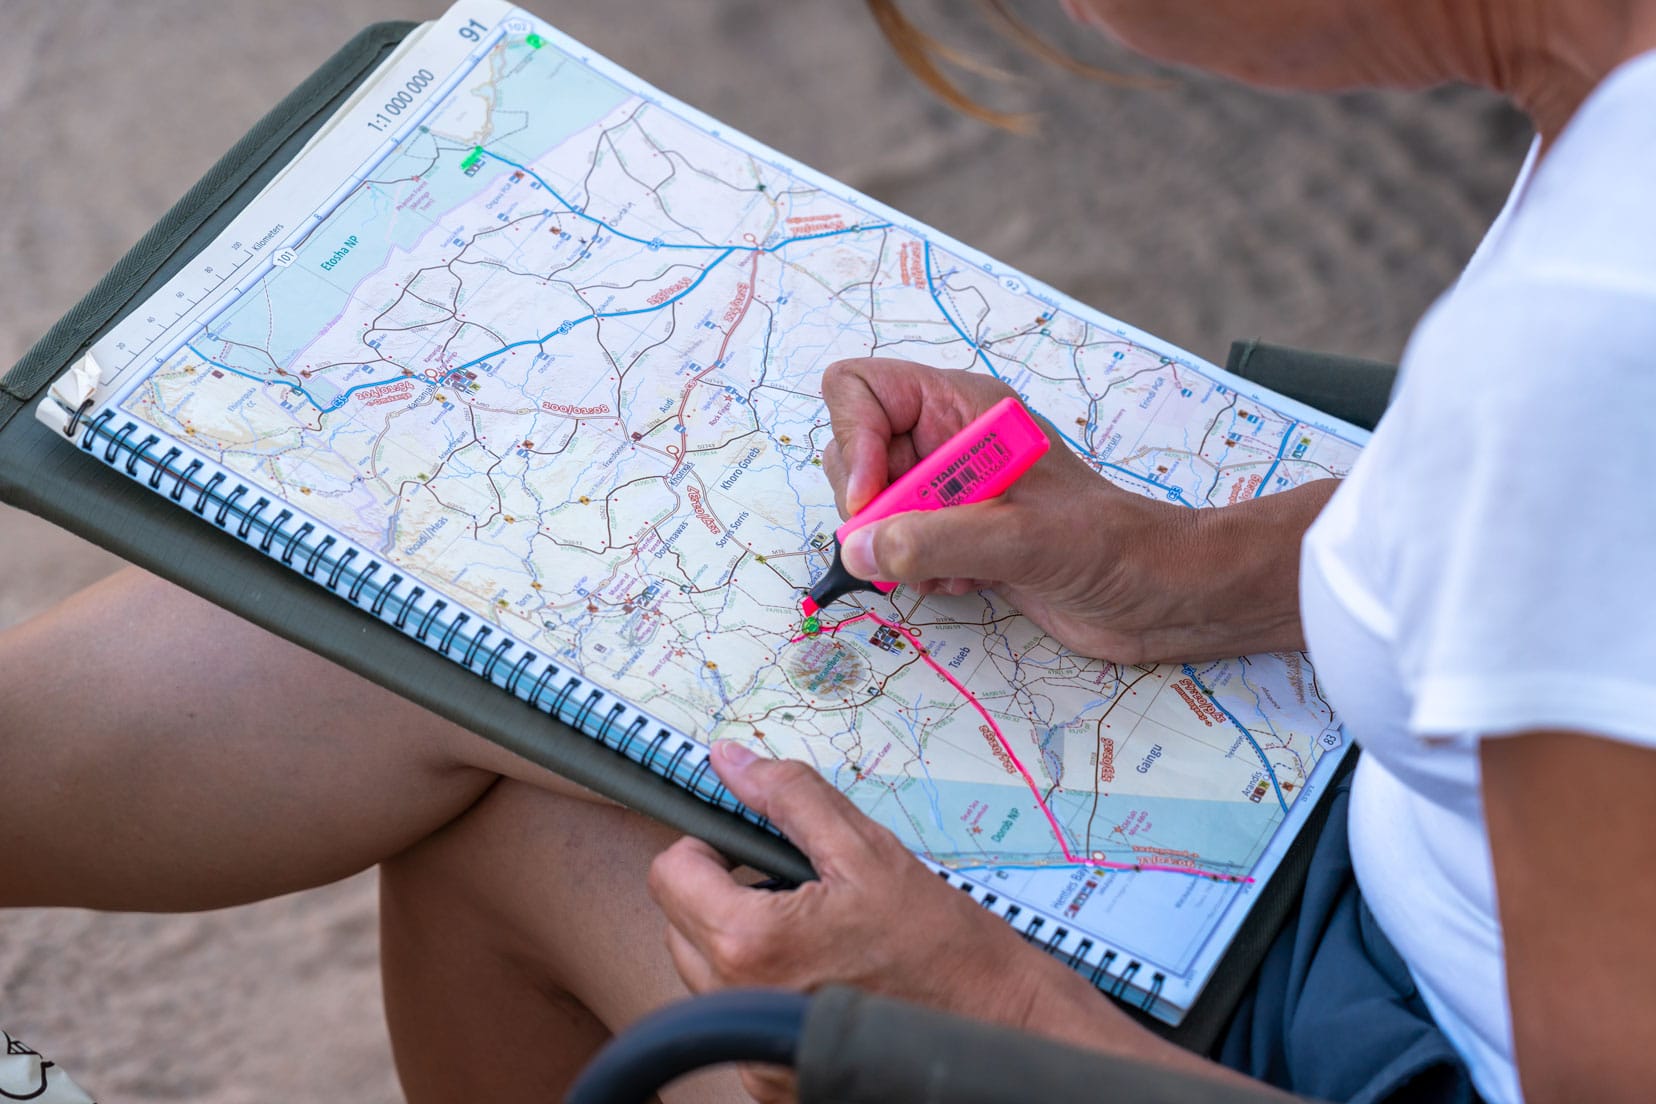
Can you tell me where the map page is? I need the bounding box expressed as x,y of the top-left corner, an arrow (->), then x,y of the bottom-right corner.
72,0 -> 1364,1020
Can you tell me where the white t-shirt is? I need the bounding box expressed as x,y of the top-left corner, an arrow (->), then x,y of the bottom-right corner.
1299,52 -> 1656,1104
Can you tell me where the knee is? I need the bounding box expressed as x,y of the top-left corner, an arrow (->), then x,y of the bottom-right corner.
378,780 -> 575,968
379,779 -> 678,983
379,798 -> 495,944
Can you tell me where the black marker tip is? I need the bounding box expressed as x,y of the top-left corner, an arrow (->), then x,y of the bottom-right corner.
803,538 -> 882,614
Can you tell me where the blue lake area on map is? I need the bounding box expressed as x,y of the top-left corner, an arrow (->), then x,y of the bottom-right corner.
1046,790 -> 1278,872
833,771 -> 1274,877
484,49 -> 631,171
960,856 -> 1244,973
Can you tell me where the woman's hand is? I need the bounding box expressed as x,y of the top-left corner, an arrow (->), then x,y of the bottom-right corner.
818,357 -> 1329,663
647,742 -> 1115,1102
649,744 -> 1284,1103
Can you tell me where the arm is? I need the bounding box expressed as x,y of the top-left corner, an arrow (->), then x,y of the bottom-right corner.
1482,730 -> 1656,1102
819,357 -> 1334,664
1172,477 -> 1337,658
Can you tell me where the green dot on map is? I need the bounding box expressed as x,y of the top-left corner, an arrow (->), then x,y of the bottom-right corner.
803,615 -> 821,636
525,33 -> 545,48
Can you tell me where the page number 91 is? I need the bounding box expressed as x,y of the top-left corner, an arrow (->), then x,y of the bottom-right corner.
458,18 -> 488,42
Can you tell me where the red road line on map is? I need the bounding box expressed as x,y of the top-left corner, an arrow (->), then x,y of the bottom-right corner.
793,609 -> 1254,883
795,609 -> 1079,862
1089,857 -> 1249,881
668,251 -> 762,475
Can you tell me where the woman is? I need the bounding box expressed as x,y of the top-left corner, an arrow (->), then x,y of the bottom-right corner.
394,2 -> 1656,1099
5,1 -> 1653,1101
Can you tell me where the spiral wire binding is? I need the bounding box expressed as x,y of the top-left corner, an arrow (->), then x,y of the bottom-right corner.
63,398 -> 94,438
72,410 -> 756,821
71,407 -> 1166,1019
931,865 -> 1165,1014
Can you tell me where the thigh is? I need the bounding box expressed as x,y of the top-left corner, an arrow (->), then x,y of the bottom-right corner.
0,567 -> 594,910
380,780 -> 748,1104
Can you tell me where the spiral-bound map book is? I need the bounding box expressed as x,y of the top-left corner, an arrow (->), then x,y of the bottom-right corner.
32,0 -> 1365,1027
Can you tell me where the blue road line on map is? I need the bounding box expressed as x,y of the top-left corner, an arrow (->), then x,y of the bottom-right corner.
192,246 -> 745,412
1235,665 -> 1284,745
451,246 -> 740,375
185,345 -> 306,396
142,38 -> 504,406
953,862 -> 1093,874
186,343 -> 404,415
1182,665 -> 1288,813
1254,420 -> 1299,498
187,339 -> 438,415
194,149 -> 892,414
477,149 -> 892,254
481,149 -> 730,252
895,694 -> 954,839
920,241 -> 1193,507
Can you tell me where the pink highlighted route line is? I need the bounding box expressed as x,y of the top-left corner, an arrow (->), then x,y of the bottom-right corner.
792,609 -> 1252,883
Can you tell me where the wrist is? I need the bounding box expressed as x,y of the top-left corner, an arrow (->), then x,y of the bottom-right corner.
1019,964 -> 1295,1097
1180,479 -> 1337,656
1118,479 -> 1335,662
1009,951 -> 1190,1066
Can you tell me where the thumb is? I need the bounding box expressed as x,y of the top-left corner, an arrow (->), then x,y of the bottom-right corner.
841,500 -> 1040,585
710,742 -> 879,864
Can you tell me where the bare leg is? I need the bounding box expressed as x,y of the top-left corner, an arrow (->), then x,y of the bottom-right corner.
1,570 -> 737,1097
0,567 -> 593,909
379,779 -> 744,1103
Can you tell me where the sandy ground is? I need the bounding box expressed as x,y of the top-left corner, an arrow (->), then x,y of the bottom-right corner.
0,1 -> 1527,1099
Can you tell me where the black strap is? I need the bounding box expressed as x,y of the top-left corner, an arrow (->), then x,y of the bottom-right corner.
1227,339 -> 1397,433
0,23 -> 416,422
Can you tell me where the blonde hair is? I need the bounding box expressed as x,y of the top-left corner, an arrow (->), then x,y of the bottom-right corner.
866,0 -> 1163,134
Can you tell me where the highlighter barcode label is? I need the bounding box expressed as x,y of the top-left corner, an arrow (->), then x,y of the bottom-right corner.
930,434 -> 1011,506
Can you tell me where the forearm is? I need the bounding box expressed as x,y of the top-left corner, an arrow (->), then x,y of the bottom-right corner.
1011,956 -> 1300,1100
1140,478 -> 1338,662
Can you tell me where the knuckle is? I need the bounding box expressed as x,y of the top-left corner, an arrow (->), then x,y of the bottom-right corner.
770,760 -> 823,805
708,923 -> 772,980
953,367 -> 1015,404
864,821 -> 911,864
644,841 -> 689,902
706,929 -> 744,975
874,521 -> 924,578
982,373 -> 1018,401
644,851 -> 671,898
771,758 -> 819,788
822,358 -> 856,395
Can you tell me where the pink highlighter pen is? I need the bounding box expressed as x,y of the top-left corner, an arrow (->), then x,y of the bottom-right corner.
801,396 -> 1052,617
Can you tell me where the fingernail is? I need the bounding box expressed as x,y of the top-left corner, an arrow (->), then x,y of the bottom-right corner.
841,527 -> 877,578
717,741 -> 759,769
848,471 -> 882,516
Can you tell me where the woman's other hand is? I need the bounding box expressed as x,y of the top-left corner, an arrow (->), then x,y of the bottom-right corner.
647,742 -> 1119,1103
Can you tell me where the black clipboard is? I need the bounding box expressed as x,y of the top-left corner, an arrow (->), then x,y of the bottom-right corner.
0,20 -> 815,884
